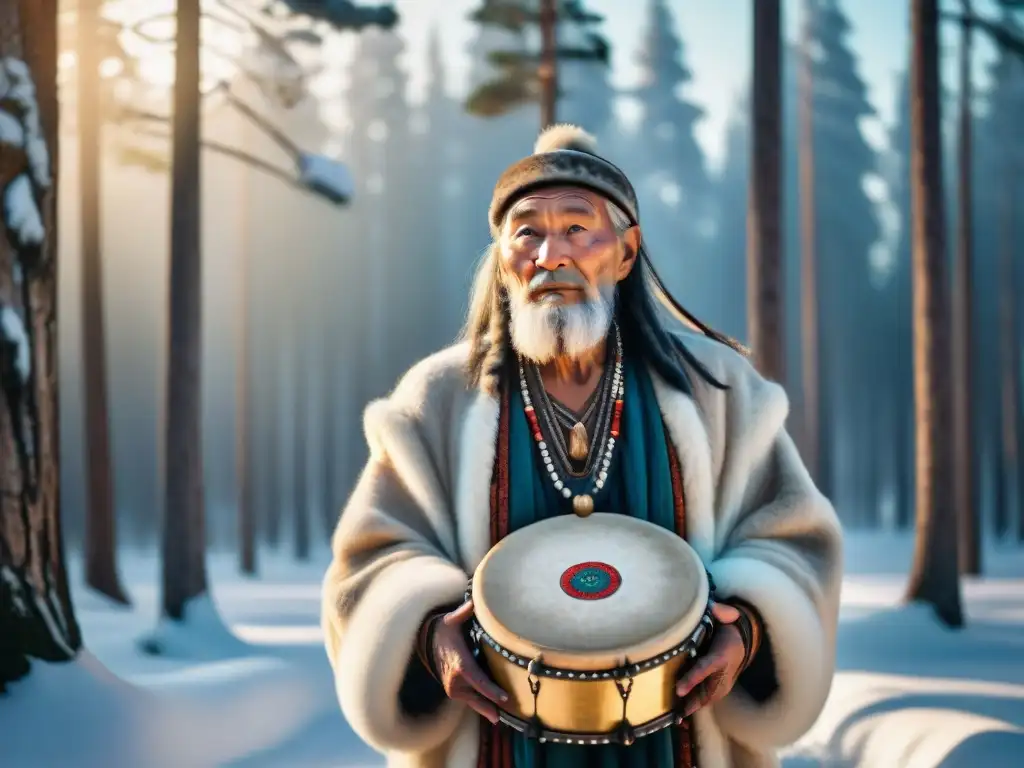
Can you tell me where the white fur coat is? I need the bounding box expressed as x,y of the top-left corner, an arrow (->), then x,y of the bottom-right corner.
322,333 -> 843,768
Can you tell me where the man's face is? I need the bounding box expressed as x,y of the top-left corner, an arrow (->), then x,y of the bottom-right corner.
498,186 -> 639,364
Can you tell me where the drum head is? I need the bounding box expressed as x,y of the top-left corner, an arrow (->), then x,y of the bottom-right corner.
472,513 -> 709,671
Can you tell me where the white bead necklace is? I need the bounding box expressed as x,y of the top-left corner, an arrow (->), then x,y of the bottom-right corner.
518,325 -> 625,518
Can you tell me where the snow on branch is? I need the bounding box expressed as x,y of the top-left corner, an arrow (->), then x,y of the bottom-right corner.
297,152 -> 353,205
115,106 -> 350,206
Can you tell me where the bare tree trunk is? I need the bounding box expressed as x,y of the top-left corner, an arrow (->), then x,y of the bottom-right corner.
998,170 -> 1020,540
78,0 -> 128,604
161,0 -> 207,620
264,350 -> 281,548
747,0 -> 785,384
993,400 -> 1009,537
236,121 -> 255,576
292,251 -> 309,559
293,354 -> 309,561
904,0 -> 963,629
799,0 -> 828,495
894,404 -> 914,529
953,0 -> 980,575
0,0 -> 82,691
1016,175 -> 1024,543
864,400 -> 881,528
538,0 -> 557,129
320,313 -> 338,539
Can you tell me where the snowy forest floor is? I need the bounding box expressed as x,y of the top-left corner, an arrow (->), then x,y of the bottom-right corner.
2,532 -> 1023,767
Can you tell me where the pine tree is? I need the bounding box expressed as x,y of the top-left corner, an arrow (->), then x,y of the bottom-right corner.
78,0 -> 130,603
903,0 -> 963,629
951,0 -> 979,572
747,0 -> 785,383
712,101 -> 751,342
0,0 -> 82,692
885,70 -> 916,530
342,27 -> 415,397
801,0 -> 881,519
417,28 -> 473,339
462,2 -> 536,251
628,0 -> 713,315
464,0 -> 610,128
978,9 -> 1024,538
557,0 -> 615,136
887,61 -> 969,532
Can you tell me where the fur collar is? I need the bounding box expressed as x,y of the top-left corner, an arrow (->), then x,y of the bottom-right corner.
454,366 -> 716,573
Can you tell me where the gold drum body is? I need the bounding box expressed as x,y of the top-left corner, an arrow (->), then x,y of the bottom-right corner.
469,513 -> 714,745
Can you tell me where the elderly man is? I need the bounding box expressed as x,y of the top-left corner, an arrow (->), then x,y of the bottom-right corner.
323,125 -> 842,767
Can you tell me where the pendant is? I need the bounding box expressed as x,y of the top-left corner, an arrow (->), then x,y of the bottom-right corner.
572,494 -> 594,517
569,422 -> 589,461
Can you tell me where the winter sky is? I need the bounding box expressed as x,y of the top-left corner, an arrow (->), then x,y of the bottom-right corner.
396,0 -> 1005,173
104,0 -> 1007,174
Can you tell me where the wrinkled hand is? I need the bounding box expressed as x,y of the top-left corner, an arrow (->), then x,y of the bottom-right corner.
674,602 -> 745,720
431,599 -> 509,724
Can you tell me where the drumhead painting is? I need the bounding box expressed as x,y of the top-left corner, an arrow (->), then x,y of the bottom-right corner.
472,513 -> 710,669
559,561 -> 622,600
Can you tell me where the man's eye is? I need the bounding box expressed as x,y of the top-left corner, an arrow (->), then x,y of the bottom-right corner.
567,224 -> 586,234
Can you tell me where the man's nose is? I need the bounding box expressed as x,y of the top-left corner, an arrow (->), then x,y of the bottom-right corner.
534,235 -> 570,271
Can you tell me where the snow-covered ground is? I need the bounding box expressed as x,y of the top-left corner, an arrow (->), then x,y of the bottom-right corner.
2,532 -> 1023,767
782,534 -> 1024,768
1,545 -> 380,768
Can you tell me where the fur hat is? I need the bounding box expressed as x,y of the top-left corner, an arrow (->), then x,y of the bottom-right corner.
488,124 -> 640,235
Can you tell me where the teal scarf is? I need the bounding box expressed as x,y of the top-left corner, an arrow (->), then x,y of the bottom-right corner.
505,357 -> 681,768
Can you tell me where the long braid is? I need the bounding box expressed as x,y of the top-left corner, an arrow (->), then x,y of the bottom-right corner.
464,246 -> 512,394
480,288 -> 511,395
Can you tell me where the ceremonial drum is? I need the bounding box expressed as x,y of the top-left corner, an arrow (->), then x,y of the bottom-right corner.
468,513 -> 716,746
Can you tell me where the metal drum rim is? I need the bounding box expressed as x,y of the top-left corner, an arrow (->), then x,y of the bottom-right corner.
469,604 -> 715,678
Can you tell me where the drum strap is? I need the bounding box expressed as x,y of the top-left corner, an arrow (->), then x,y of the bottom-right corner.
478,385 -> 698,768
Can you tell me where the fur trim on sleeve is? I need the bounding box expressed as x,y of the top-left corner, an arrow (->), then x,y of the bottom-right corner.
710,542 -> 838,748
321,346 -> 477,754
685,334 -> 843,751
325,555 -> 469,753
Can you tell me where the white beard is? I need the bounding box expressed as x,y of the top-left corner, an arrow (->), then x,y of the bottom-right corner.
507,284 -> 614,364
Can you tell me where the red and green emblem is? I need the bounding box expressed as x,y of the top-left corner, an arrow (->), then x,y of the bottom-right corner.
560,561 -> 621,600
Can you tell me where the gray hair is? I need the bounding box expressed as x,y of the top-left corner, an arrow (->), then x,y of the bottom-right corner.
606,200 -> 633,234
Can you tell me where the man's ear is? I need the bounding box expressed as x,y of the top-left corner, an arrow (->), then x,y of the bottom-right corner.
618,225 -> 642,280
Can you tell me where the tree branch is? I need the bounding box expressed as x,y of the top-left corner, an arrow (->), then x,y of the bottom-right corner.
127,4 -> 302,76
202,139 -> 304,190
121,85 -> 302,163
218,84 -> 302,160
941,10 -> 1024,58
117,121 -> 311,196
129,8 -> 251,44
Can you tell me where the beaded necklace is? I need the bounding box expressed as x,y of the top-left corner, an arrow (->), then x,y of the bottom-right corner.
518,324 -> 625,518
524,356 -> 614,478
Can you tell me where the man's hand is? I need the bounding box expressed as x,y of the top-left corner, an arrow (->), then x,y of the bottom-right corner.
674,601 -> 746,720
430,599 -> 509,724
